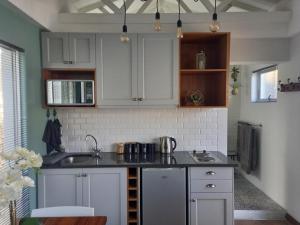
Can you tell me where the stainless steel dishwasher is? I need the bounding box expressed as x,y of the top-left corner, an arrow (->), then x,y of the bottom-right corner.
141,168 -> 186,225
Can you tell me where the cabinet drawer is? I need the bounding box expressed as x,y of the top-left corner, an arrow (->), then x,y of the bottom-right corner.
190,167 -> 233,180
191,179 -> 233,193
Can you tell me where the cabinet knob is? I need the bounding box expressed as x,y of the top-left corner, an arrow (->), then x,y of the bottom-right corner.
206,171 -> 216,175
81,173 -> 87,177
69,61 -> 74,64
191,199 -> 196,202
138,98 -> 143,101
206,184 -> 216,188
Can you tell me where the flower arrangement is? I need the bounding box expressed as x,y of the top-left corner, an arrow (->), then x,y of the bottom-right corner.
0,147 -> 43,212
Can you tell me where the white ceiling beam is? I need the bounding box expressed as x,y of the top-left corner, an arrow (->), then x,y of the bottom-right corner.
126,0 -> 135,9
199,0 -> 214,13
217,0 -> 233,12
98,6 -> 109,14
137,0 -> 153,14
232,1 -> 266,12
177,0 -> 192,13
101,0 -> 121,13
78,2 -> 107,13
269,0 -> 289,11
235,0 -> 273,11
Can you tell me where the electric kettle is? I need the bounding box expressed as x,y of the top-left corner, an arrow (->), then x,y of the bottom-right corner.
159,136 -> 177,154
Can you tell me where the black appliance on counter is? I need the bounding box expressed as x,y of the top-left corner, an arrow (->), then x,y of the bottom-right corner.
123,142 -> 156,163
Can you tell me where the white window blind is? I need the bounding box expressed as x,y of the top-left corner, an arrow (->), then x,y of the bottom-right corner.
0,42 -> 29,224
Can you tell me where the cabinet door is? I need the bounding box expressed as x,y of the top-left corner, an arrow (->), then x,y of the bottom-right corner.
69,33 -> 96,68
42,32 -> 70,68
138,34 -> 179,106
82,168 -> 127,225
38,169 -> 83,208
190,193 -> 233,225
96,34 -> 138,106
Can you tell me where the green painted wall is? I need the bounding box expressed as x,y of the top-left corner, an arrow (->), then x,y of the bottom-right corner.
0,2 -> 46,210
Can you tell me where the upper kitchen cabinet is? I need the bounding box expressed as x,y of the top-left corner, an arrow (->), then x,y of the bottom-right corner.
96,34 -> 138,106
96,33 -> 179,107
180,33 -> 230,108
42,32 -> 96,69
137,34 -> 178,106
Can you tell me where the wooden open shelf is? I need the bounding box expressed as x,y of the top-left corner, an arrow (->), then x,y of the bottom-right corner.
127,168 -> 140,225
179,32 -> 230,108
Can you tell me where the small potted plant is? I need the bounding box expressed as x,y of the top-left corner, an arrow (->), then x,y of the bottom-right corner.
0,147 -> 43,225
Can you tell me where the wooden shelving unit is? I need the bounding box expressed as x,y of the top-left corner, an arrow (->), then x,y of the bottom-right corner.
127,168 -> 140,225
179,32 -> 230,108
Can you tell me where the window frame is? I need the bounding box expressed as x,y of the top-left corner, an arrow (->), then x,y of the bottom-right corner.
251,65 -> 278,103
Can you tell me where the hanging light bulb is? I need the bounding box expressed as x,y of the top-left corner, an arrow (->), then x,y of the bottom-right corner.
154,0 -> 161,31
120,0 -> 130,43
177,20 -> 183,39
209,0 -> 220,32
176,0 -> 183,39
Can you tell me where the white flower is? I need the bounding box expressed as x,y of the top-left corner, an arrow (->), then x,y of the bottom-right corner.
0,151 -> 19,161
21,176 -> 35,187
5,168 -> 22,184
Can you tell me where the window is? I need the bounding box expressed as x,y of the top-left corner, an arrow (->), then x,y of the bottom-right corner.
0,42 -> 29,224
251,65 -> 278,102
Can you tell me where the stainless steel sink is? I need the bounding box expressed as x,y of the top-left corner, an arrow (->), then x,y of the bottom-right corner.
60,154 -> 94,165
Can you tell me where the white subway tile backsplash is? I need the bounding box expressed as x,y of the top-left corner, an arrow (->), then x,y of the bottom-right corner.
57,108 -> 228,155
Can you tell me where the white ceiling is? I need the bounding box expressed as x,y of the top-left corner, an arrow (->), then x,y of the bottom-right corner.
67,0 -> 290,14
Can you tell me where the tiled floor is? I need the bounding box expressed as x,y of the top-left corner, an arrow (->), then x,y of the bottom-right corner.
235,220 -> 291,225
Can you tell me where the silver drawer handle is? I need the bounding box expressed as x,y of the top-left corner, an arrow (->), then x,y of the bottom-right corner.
206,171 -> 216,175
206,184 -> 216,188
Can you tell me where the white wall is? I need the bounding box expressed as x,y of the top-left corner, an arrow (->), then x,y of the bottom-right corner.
238,33 -> 300,221
57,108 -> 228,155
227,66 -> 242,154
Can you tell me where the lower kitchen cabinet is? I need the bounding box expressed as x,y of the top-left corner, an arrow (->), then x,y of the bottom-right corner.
38,169 -> 83,207
189,167 -> 234,225
190,192 -> 233,225
38,168 -> 127,225
82,168 -> 127,225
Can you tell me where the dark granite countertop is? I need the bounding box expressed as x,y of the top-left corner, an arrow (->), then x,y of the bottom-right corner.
41,151 -> 238,169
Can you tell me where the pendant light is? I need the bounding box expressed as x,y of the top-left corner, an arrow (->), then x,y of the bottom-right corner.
154,0 -> 161,31
176,0 -> 183,39
209,0 -> 220,32
120,0 -> 130,43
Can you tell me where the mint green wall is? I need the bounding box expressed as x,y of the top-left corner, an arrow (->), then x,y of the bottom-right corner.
0,2 -> 46,210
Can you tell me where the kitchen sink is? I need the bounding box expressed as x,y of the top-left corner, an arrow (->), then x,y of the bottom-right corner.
59,154 -> 95,165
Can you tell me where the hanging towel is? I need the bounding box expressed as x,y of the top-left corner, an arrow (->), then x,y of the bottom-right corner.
237,123 -> 259,174
42,119 -> 55,154
42,118 -> 63,154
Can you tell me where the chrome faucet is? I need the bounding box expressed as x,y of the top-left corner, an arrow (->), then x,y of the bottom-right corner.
85,134 -> 102,158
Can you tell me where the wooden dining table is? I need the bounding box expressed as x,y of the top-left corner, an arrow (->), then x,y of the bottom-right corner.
19,216 -> 107,225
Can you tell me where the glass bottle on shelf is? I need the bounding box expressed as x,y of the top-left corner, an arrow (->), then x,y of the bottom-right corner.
196,50 -> 206,70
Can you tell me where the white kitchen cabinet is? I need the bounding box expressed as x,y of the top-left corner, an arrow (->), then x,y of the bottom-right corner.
96,34 -> 139,106
137,34 -> 178,106
96,33 -> 179,107
38,168 -> 127,225
82,168 -> 127,225
190,193 -> 233,225
189,167 -> 234,225
38,169 -> 83,207
42,32 -> 95,68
